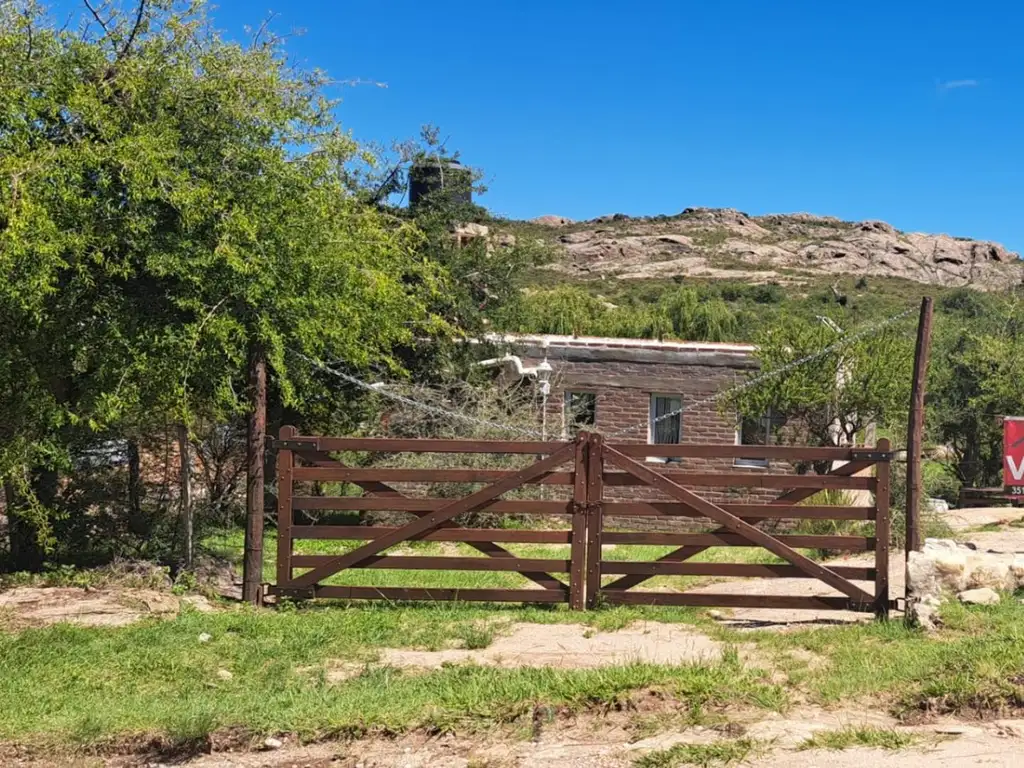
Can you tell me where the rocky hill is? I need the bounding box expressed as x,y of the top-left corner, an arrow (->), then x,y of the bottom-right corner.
525,208 -> 1022,291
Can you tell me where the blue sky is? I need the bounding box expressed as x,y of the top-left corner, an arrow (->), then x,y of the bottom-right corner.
60,1 -> 1024,251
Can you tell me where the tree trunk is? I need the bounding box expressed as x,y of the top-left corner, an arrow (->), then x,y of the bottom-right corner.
5,473 -> 46,572
243,342 -> 267,605
127,439 -> 146,537
178,424 -> 193,570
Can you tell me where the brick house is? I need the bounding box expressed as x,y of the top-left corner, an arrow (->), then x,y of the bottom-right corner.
482,333 -> 797,529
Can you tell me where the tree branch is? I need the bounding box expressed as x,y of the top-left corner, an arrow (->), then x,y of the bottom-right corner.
83,0 -> 113,40
116,0 -> 147,62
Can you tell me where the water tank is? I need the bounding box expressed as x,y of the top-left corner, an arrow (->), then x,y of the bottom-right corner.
409,159 -> 472,210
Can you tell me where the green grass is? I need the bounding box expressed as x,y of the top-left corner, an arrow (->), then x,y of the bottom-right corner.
204,528 -> 803,595
798,726 -> 920,751
0,607 -> 785,748
732,596 -> 1024,716
634,738 -> 760,767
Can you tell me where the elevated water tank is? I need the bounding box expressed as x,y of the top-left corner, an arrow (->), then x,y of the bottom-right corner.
409,158 -> 472,210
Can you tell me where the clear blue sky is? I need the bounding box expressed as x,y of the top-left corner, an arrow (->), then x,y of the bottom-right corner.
63,1 -> 1024,251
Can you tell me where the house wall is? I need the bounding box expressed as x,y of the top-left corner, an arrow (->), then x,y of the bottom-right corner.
516,343 -> 794,532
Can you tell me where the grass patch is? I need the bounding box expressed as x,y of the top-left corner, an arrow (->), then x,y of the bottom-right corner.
634,738 -> 760,767
733,597 -> 1024,719
0,608 -> 786,748
798,725 -> 920,751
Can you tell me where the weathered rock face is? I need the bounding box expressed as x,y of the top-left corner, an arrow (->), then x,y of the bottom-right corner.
538,208 -> 1021,290
907,538 -> 1024,629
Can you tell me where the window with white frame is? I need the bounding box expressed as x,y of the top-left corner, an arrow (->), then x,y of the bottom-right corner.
649,394 -> 682,447
564,391 -> 596,437
735,408 -> 785,467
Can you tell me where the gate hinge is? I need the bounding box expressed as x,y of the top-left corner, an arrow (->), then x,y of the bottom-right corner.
267,586 -> 315,600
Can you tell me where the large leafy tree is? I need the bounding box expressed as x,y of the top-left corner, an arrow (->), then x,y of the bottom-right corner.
728,313 -> 914,465
0,1 -> 445,571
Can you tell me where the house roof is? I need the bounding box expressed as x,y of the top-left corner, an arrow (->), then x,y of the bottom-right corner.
482,333 -> 756,355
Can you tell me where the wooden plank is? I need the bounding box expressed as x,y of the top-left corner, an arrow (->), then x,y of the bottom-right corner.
276,426 -> 296,587
601,592 -> 871,611
599,562 -> 876,579
585,432 -> 604,609
293,466 -> 575,485
600,459 -> 879,594
292,497 -> 571,513
467,541 -> 569,590
288,444 -> 577,588
290,526 -> 572,543
601,532 -> 874,550
291,555 -> 571,572
905,297 -> 934,554
603,446 -> 875,604
602,471 -> 874,489
608,444 -> 862,460
289,586 -> 567,603
570,436 -> 588,610
279,437 -> 569,454
602,502 -> 876,520
875,439 -> 892,619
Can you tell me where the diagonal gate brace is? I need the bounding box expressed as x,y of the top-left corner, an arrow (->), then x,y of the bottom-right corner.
288,443 -> 577,590
603,447 -> 874,604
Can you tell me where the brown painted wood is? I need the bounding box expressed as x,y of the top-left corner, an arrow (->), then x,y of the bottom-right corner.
287,444 -> 577,588
585,432 -> 604,609
608,444 -> 862,460
279,437 -> 570,454
289,526 -> 572,543
276,426 -> 296,587
602,471 -> 874,489
570,436 -> 588,610
601,532 -> 874,550
601,460 -> 878,593
602,502 -> 876,520
906,297 -> 934,555
290,555 -> 571,572
292,466 -> 575,485
243,342 -> 267,606
289,586 -> 567,603
599,562 -> 876,579
466,541 -> 570,590
292,497 -> 571,513
875,438 -> 892,619
603,446 -> 875,603
601,592 -> 871,612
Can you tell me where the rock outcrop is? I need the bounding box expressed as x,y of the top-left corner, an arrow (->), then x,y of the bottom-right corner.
537,208 -> 1021,290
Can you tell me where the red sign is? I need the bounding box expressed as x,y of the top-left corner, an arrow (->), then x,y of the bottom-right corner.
1004,418 -> 1024,498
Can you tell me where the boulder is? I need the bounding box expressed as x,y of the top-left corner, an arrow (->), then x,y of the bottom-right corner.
957,588 -> 1001,606
532,215 -> 573,227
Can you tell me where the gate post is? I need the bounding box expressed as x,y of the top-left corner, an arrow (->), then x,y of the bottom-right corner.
585,432 -> 605,609
569,432 -> 589,610
276,425 -> 297,590
874,438 -> 892,619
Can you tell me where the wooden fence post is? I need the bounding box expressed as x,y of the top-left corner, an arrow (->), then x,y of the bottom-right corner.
243,342 -> 267,606
875,438 -> 891,619
585,432 -> 604,609
905,296 -> 934,554
276,426 -> 297,590
569,432 -> 589,610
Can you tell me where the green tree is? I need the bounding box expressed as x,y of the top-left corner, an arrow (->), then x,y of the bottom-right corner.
727,314 -> 913,463
0,1 -> 445,574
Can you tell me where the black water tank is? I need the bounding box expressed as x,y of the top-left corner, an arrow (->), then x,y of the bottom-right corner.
409,159 -> 472,210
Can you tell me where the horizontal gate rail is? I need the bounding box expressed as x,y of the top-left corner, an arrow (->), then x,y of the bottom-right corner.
270,428 -> 894,618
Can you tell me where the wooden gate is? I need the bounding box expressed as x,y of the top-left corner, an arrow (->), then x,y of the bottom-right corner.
269,427 -> 588,607
268,428 -> 894,616
591,434 -> 893,617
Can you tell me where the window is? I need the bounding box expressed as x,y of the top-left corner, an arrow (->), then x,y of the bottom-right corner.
649,395 -> 682,445
565,392 -> 596,436
736,408 -> 785,467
